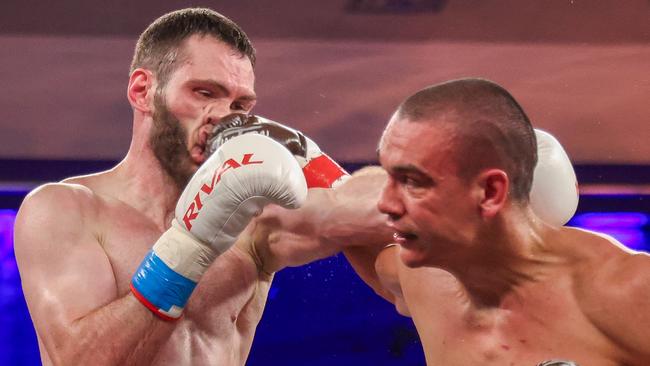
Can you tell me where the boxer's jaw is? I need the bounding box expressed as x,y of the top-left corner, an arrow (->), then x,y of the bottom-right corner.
397,237 -> 435,268
149,93 -> 195,190
387,221 -> 430,267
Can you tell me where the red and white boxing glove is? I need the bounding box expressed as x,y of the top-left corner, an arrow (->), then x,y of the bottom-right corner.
530,129 -> 579,226
131,134 -> 307,320
208,114 -> 349,188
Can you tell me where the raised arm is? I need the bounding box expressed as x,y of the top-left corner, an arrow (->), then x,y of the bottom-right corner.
14,134 -> 307,365
248,166 -> 394,282
337,168 -> 409,311
209,115 -> 399,303
14,184 -> 174,365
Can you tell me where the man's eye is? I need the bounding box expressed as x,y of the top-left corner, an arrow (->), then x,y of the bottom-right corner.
195,89 -> 212,97
397,175 -> 419,187
404,177 -> 420,187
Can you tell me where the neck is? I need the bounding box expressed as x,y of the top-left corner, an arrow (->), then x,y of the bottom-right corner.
110,120 -> 182,230
440,207 -> 551,308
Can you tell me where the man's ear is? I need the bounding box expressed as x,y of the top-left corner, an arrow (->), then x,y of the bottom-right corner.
477,169 -> 509,218
127,68 -> 155,114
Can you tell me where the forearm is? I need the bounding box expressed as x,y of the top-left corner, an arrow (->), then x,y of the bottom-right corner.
322,166 -> 393,248
50,293 -> 175,366
250,167 -> 392,273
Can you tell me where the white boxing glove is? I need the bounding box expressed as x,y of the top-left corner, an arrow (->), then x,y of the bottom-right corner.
530,129 -> 579,226
131,134 -> 307,320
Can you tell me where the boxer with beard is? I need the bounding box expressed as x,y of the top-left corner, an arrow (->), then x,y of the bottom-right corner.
149,92 -> 197,190
13,8 -> 392,365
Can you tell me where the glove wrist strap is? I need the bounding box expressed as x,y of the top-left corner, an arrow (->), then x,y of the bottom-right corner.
303,154 -> 349,188
130,223 -> 217,321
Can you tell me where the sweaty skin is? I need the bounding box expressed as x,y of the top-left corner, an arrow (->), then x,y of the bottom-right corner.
344,116 -> 650,365
15,169 -> 388,366
14,34 -> 391,366
352,232 -> 650,366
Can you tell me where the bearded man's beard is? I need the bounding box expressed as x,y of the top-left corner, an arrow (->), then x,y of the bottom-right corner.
149,93 -> 195,190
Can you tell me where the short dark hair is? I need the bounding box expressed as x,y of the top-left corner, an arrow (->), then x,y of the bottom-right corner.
396,78 -> 537,202
130,8 -> 256,86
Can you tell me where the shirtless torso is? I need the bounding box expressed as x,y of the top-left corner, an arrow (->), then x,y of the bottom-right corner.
16,165 -> 388,365
359,86 -> 650,366
366,228 -> 650,365
17,172 -> 268,365
15,10 -> 393,365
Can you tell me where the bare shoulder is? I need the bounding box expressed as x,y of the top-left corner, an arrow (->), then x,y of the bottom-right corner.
15,181 -> 99,241
570,227 -> 649,296
15,179 -> 120,336
570,227 -> 650,359
14,181 -> 104,270
23,180 -> 97,207
582,238 -> 650,310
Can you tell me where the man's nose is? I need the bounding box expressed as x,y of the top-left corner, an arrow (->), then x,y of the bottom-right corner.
377,179 -> 404,222
204,104 -> 234,127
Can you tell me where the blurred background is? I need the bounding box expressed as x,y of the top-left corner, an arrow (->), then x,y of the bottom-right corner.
1,0 -> 648,365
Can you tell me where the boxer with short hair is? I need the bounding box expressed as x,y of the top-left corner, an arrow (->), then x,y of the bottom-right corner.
13,8 -> 390,365
344,78 -> 650,365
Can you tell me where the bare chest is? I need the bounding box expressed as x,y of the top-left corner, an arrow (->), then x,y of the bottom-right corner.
97,207 -> 268,364
396,270 -> 622,365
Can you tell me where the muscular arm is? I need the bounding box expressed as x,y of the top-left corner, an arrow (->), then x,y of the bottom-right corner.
338,168 -> 416,315
248,166 -> 393,275
14,184 -> 174,366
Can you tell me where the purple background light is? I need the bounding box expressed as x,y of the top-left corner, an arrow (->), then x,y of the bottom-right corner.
1,208 -> 648,365
571,212 -> 649,228
569,212 -> 649,251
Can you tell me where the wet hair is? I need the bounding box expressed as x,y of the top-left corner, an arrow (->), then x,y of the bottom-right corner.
130,7 -> 255,87
396,78 -> 537,202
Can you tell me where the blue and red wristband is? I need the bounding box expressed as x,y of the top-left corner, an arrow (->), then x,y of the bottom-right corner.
131,250 -> 197,321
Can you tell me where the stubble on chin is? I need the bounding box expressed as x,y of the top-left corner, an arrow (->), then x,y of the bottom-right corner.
149,93 -> 195,190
